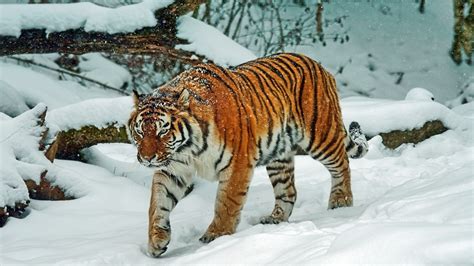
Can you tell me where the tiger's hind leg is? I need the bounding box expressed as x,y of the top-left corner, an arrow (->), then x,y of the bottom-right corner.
260,155 -> 297,224
324,154 -> 353,209
308,140 -> 353,209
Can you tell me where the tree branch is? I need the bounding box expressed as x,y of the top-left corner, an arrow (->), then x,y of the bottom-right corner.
6,56 -> 127,94
0,0 -> 206,57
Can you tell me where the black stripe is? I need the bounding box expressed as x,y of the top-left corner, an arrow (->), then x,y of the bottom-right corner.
162,186 -> 178,207
162,170 -> 187,188
277,56 -> 306,125
311,130 -> 339,160
194,119 -> 209,156
271,176 -> 291,187
160,207 -> 171,212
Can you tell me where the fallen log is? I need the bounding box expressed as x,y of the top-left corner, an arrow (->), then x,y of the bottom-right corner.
55,124 -> 129,160
0,0 -> 205,65
378,120 -> 448,149
54,120 -> 450,159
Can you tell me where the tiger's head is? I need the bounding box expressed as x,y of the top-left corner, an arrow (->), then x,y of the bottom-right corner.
128,89 -> 194,168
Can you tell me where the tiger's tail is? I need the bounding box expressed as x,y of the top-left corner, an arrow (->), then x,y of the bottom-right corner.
345,121 -> 369,159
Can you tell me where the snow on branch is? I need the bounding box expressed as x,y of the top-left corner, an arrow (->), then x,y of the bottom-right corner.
0,0 -> 174,37
176,16 -> 256,67
0,0 -> 206,64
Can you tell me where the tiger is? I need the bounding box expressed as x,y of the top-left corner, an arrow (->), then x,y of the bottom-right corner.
128,53 -> 368,257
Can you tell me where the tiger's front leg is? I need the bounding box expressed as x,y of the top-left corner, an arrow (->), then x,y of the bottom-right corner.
199,164 -> 254,243
148,170 -> 191,257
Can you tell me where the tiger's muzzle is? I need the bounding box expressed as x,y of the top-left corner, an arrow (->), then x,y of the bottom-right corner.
137,153 -> 170,168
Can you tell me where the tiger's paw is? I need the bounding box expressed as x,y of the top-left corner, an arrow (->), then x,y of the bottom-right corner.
199,229 -> 232,243
260,206 -> 288,224
148,244 -> 168,258
148,228 -> 170,258
260,215 -> 285,224
328,193 -> 353,209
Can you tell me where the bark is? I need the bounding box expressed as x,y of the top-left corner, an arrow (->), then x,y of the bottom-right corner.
451,0 -> 473,65
378,120 -> 448,149
55,124 -> 129,160
0,0 -> 205,63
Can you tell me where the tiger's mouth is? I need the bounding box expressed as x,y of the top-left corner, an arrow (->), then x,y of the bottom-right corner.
138,156 -> 170,168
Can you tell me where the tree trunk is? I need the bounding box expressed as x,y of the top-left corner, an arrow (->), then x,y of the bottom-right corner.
451,0 -> 473,65
0,0 -> 205,63
419,0 -> 426,13
316,0 -> 324,37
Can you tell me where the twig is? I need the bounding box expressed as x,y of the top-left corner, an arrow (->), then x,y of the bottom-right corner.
5,56 -> 127,95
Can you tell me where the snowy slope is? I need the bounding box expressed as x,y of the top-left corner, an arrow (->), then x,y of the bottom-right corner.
1,103 -> 473,264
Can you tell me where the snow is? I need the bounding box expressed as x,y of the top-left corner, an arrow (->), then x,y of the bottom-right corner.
0,104 -> 89,210
176,16 -> 257,67
0,0 -> 173,37
1,112 -> 472,263
0,80 -> 29,117
81,143 -> 154,187
405,87 -> 435,101
46,96 -> 133,131
0,104 -> 49,208
0,57 -> 125,110
341,96 -> 473,137
78,53 -> 132,89
294,0 -> 471,102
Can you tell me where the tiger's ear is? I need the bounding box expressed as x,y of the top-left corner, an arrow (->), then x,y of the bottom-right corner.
132,89 -> 140,106
178,89 -> 190,109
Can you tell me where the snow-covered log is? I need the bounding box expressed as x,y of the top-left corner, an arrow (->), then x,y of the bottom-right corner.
378,120 -> 448,149
55,124 -> 129,160
0,0 -> 205,64
0,104 -> 69,227
46,97 -> 133,160
44,96 -> 471,161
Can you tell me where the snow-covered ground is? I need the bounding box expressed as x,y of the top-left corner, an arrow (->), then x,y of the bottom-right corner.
1,113 -> 473,264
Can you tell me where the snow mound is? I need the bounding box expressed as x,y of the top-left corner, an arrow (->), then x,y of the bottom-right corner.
0,104 -> 90,209
0,0 -> 173,37
341,96 -> 472,136
0,104 -> 49,208
81,143 -> 153,188
46,96 -> 133,130
0,80 -> 29,117
176,16 -> 257,67
405,87 -> 435,101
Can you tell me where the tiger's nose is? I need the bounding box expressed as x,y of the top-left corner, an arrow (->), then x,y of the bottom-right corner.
138,154 -> 156,162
